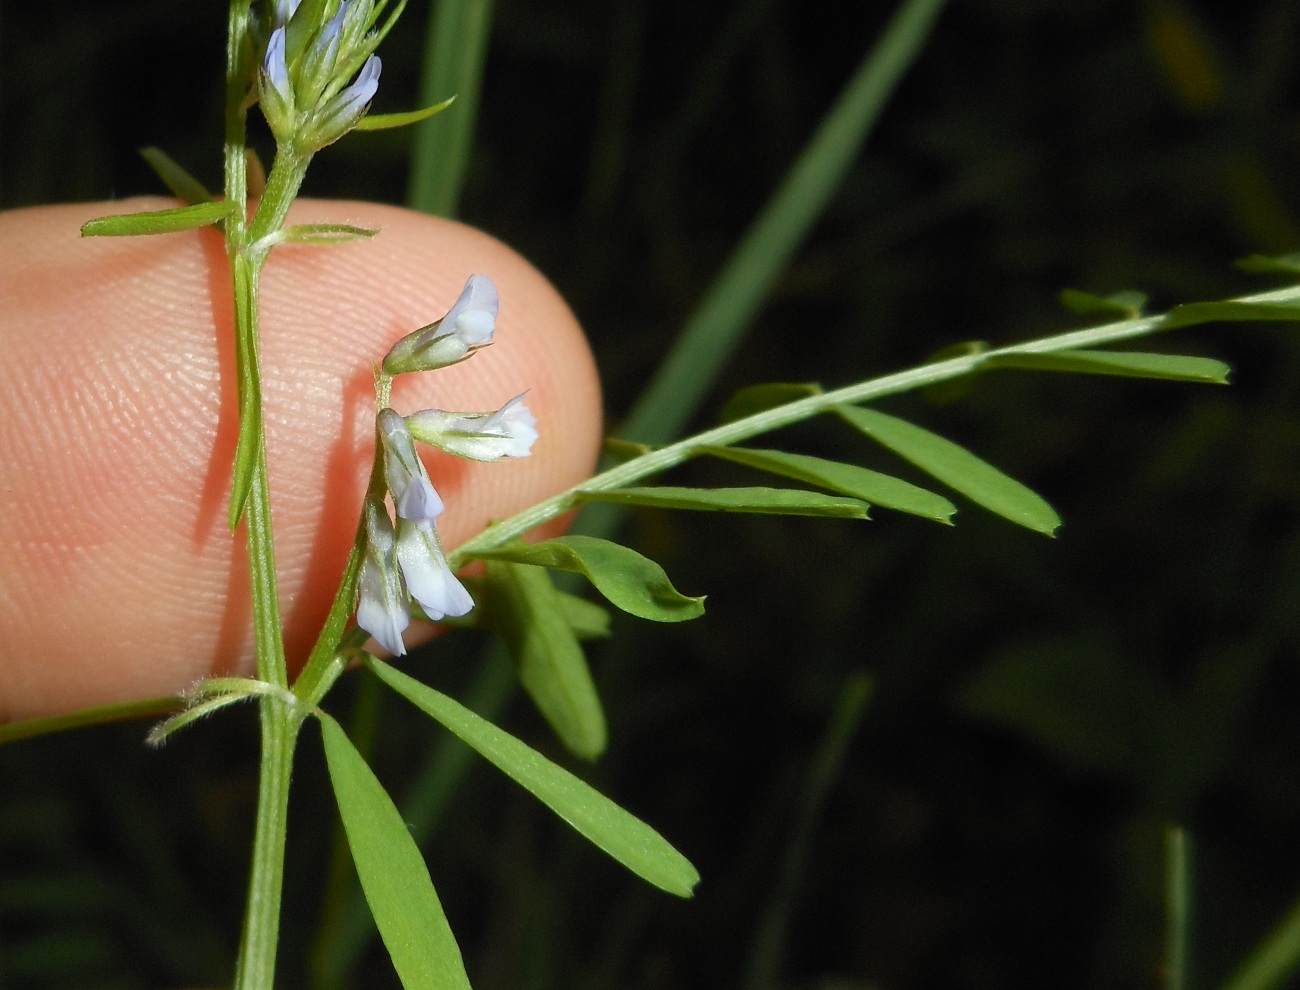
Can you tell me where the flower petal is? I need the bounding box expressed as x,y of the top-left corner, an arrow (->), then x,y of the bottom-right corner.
381,274 -> 500,375
355,501 -> 410,656
405,392 -> 539,462
396,519 -> 475,620
378,408 -> 444,522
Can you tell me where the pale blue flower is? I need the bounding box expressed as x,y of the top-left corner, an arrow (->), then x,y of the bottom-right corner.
272,0 -> 303,25
405,393 -> 539,462
382,274 -> 500,375
377,408 -> 443,522
355,500 -> 410,656
318,54 -> 382,134
396,519 -> 475,621
262,25 -> 292,105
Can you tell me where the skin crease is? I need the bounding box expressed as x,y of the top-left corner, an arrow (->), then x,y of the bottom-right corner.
0,197 -> 603,723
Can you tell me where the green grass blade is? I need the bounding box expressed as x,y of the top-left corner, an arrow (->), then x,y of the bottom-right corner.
1165,826 -> 1191,990
618,0 -> 949,445
1220,896 -> 1300,990
744,673 -> 873,990
836,405 -> 1061,535
368,658 -> 701,898
406,0 -> 495,216
319,713 -> 472,990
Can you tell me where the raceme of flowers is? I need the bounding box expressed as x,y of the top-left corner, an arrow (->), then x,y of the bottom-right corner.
357,274 -> 538,656
257,0 -> 386,152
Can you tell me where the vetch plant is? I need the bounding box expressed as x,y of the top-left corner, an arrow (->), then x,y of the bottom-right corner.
10,1 -> 1300,988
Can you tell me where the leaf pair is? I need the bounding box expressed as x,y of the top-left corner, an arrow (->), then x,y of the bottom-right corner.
709,345 -> 1233,537
321,659 -> 700,989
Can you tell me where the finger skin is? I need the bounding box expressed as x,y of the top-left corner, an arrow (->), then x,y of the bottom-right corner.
0,198 -> 602,722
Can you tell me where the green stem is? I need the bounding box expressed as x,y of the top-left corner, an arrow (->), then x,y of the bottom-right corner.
449,282 -> 1300,567
222,93 -> 315,990
232,704 -> 304,990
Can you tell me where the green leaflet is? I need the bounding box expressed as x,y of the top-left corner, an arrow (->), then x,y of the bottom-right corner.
466,536 -> 705,622
367,658 -> 701,898
698,447 -> 956,523
920,341 -> 988,405
272,223 -> 380,245
556,590 -> 612,640
1059,288 -> 1148,318
988,349 -> 1230,384
602,437 -> 654,464
355,97 -> 457,131
319,714 -> 471,990
139,146 -> 214,204
482,561 -> 607,760
577,485 -> 869,519
80,200 -> 233,237
718,382 -> 822,423
1236,252 -> 1300,276
835,405 -> 1060,535
1163,299 -> 1300,329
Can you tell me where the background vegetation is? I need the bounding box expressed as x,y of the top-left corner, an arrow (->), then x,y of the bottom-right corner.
4,1 -> 1300,987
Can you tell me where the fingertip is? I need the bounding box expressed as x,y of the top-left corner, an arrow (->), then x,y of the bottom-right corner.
0,197 -> 602,721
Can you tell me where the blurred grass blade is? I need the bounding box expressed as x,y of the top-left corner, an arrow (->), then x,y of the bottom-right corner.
836,405 -> 1061,535
1220,895 -> 1300,990
1165,826 -> 1190,990
744,672 -> 873,990
699,446 -> 956,523
988,350 -> 1230,383
577,485 -> 870,518
482,560 -> 607,760
467,536 -> 705,622
407,0 -> 494,216
319,713 -> 472,990
368,658 -> 701,897
619,0 -> 948,445
139,146 -> 214,204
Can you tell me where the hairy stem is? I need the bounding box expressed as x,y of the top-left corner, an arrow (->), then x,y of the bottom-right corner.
223,34 -> 315,983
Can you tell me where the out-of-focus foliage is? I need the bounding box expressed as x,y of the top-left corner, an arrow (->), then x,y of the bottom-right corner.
5,1 -> 1300,988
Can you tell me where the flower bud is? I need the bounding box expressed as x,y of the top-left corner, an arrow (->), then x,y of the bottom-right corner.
382,274 -> 499,375
405,393 -> 539,462
355,499 -> 410,656
377,408 -> 444,522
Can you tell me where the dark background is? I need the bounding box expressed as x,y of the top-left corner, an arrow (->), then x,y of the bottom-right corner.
5,1 -> 1300,987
